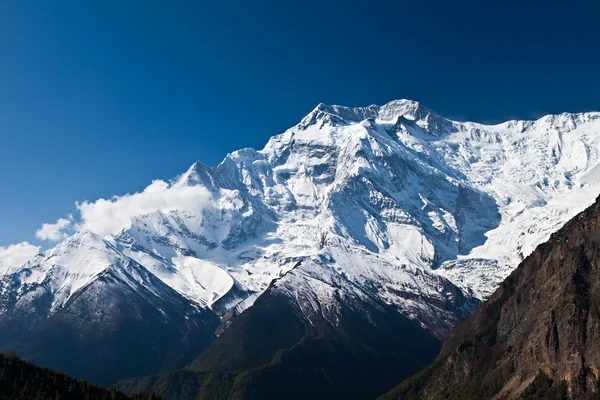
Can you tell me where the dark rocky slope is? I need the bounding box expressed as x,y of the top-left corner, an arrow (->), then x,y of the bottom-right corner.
382,195 -> 600,399
117,287 -> 441,400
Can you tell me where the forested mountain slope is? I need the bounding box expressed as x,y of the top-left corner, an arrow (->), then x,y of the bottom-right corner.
0,353 -> 160,400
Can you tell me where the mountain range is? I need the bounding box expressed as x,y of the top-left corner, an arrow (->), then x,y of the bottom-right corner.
2,99 -> 600,397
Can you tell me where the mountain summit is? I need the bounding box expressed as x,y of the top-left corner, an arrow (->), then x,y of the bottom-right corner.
2,100 -> 600,392
298,99 -> 448,132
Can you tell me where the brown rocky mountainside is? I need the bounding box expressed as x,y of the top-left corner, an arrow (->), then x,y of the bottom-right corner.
381,195 -> 600,400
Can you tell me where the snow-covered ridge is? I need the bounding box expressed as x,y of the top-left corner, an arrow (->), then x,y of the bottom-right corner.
3,99 -> 600,336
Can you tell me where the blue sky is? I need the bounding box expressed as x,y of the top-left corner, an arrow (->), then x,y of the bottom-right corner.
1,0 -> 599,248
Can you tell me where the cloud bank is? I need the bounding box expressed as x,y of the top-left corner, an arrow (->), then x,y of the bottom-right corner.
0,242 -> 40,271
1,178 -> 212,269
76,180 -> 212,236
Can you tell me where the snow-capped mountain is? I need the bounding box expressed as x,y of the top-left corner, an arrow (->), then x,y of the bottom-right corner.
2,100 -> 600,384
0,230 -> 220,385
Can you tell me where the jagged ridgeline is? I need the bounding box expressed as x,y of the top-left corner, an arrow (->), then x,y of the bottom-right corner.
381,195 -> 600,399
2,100 -> 600,397
0,353 -> 160,400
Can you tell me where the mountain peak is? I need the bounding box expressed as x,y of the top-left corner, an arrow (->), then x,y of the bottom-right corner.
379,99 -> 431,120
174,160 -> 216,189
49,229 -> 104,252
298,99 -> 439,129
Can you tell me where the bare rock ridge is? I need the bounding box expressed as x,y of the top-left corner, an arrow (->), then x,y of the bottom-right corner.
382,194 -> 600,399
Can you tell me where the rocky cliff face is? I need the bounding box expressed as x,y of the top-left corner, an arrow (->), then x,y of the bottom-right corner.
382,195 -> 600,399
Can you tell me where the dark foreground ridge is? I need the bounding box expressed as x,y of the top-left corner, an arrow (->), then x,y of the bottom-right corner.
382,195 -> 600,399
0,352 -> 161,400
117,286 -> 441,400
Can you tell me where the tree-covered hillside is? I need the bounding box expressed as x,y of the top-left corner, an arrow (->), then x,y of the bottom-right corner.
0,353 -> 161,400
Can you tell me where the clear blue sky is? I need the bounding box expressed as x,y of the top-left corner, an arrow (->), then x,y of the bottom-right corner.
1,0 -> 599,246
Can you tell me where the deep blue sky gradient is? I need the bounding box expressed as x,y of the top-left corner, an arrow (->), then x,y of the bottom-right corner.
1,0 -> 600,245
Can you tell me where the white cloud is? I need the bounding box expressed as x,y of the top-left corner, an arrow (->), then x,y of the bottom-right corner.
19,179 -> 211,253
36,215 -> 73,242
76,180 -> 212,236
0,242 -> 41,271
